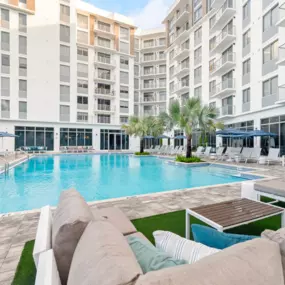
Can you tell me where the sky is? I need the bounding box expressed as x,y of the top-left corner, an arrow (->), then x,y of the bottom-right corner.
85,0 -> 174,29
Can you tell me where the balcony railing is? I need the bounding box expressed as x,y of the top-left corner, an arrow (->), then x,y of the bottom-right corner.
278,43 -> 285,65
97,73 -> 112,80
210,52 -> 235,74
96,23 -> 112,33
220,105 -> 235,116
77,87 -> 88,94
97,56 -> 113,65
97,104 -> 113,111
210,26 -> 235,53
142,83 -> 156,89
95,88 -> 114,96
175,23 -> 190,40
172,5 -> 189,25
1,110 -> 9,118
77,103 -> 88,110
98,116 -> 111,124
144,110 -> 156,116
262,93 -> 277,107
143,97 -> 155,102
211,78 -> 235,96
242,102 -> 250,113
19,112 -> 27,119
60,14 -> 70,24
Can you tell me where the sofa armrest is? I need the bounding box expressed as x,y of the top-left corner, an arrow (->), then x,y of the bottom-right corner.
33,205 -> 53,267
35,249 -> 62,285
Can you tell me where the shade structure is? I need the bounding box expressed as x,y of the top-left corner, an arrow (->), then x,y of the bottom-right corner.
216,128 -> 247,136
143,135 -> 155,139
246,130 -> 277,137
0,132 -> 18,137
157,135 -> 170,139
174,135 -> 187,139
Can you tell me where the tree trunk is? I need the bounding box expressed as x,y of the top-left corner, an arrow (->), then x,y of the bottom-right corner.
140,138 -> 144,153
186,135 -> 192,158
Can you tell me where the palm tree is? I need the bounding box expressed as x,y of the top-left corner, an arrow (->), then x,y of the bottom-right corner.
122,116 -> 164,153
159,98 -> 219,158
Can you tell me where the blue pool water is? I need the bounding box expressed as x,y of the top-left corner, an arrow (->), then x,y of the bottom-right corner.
0,154 -> 258,214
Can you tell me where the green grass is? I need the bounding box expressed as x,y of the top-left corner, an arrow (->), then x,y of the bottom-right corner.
176,156 -> 203,163
12,198 -> 283,284
134,152 -> 150,156
12,240 -> 36,285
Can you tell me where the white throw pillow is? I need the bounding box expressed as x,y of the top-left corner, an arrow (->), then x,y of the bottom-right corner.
153,230 -> 220,264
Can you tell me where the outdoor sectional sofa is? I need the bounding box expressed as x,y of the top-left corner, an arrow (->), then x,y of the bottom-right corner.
33,189 -> 285,285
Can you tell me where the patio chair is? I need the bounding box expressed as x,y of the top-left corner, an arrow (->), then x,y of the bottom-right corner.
164,145 -> 172,155
158,145 -> 166,155
177,146 -> 185,155
236,147 -> 252,163
199,147 -> 212,158
246,147 -> 261,163
228,147 -> 242,159
147,146 -> 155,153
195,146 -> 204,157
170,146 -> 179,155
210,147 -> 225,160
260,148 -> 281,165
151,145 -> 160,153
217,147 -> 231,161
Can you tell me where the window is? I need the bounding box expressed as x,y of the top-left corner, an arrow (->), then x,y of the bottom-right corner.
1,99 -> 9,118
144,39 -> 154,48
60,85 -> 70,102
263,41 -> 278,63
120,100 -> 129,114
77,80 -> 88,94
60,4 -> 70,23
19,101 -> 27,119
77,96 -> 88,109
144,66 -> 154,75
194,66 -> 202,82
194,27 -> 202,46
98,37 -> 111,48
1,31 -> 9,51
181,75 -> 189,87
134,65 -> 139,76
243,59 -> 251,75
194,86 -> 202,98
19,36 -> 27,55
19,0 -> 26,3
120,57 -> 129,69
120,41 -> 129,54
60,105 -> 70,122
1,9 -> 9,29
120,71 -> 129,84
77,112 -> 88,122
98,68 -> 110,79
243,88 -> 250,103
159,51 -> 165,60
144,53 -> 154,61
135,51 -> 139,62
194,6 -> 202,23
194,47 -> 202,64
120,27 -> 129,41
134,78 -> 139,89
159,38 -> 166,46
77,63 -> 88,78
209,14 -> 216,29
19,14 -> 27,33
169,49 -> 174,60
135,38 -> 139,49
1,77 -> 9,96
60,65 -> 70,82
120,116 -> 128,124
60,45 -> 70,62
77,14 -> 88,29
243,29 -> 251,48
263,76 -> 278,97
159,78 -> 166,88
77,47 -> 88,61
120,86 -> 129,98
209,80 -> 216,95
77,30 -> 88,44
19,57 -> 27,76
243,0 -> 251,20
19,79 -> 27,98
98,21 -> 111,32
159,65 -> 166,74
209,36 -> 216,51
181,57 -> 189,69
1,54 -> 10,74
60,25 -> 70,43
170,81 -> 174,93
169,66 -> 174,78
98,114 -> 110,124
263,5 -> 278,32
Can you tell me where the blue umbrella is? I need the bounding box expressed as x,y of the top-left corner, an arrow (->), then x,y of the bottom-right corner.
246,130 -> 278,137
0,132 -> 18,137
143,135 -> 155,139
174,135 -> 187,139
216,128 -> 247,136
157,135 -> 170,139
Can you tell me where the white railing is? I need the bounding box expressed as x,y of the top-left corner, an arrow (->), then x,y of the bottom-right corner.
210,26 -> 235,52
97,116 -> 111,124
210,52 -> 235,74
279,43 -> 285,62
97,104 -> 114,111
210,0 -> 235,29
143,97 -> 155,102
95,88 -> 114,96
142,83 -> 156,89
77,104 -> 88,110
96,23 -> 112,33
214,78 -> 235,94
220,105 -> 235,116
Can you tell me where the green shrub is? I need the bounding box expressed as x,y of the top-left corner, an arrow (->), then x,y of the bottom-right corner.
176,156 -> 203,163
134,152 -> 150,156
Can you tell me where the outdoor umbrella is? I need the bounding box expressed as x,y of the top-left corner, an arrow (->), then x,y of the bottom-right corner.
157,135 -> 170,139
143,135 -> 155,139
246,130 -> 277,137
0,132 -> 18,150
174,135 -> 187,139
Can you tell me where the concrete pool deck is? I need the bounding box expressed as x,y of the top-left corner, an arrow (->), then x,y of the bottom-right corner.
0,159 -> 284,284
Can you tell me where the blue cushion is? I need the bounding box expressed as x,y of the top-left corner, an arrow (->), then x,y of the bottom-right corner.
191,224 -> 258,250
127,236 -> 186,273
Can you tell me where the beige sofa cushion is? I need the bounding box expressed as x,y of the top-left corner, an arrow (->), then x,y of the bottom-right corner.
96,206 -> 137,235
255,180 -> 285,197
52,189 -> 94,284
68,221 -> 142,285
135,238 -> 284,285
262,228 -> 285,280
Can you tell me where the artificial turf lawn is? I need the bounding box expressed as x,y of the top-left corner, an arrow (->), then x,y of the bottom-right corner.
12,205 -> 283,284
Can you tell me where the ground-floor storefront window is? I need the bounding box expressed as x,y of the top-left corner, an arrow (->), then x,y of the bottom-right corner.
15,126 -> 54,150
261,116 -> 285,156
60,128 -> 92,146
100,129 -> 129,150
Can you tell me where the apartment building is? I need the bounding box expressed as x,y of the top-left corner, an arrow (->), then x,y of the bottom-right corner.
0,0 -> 137,151
164,0 -> 285,154
134,28 -> 167,118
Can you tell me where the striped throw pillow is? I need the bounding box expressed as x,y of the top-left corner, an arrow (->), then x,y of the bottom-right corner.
153,231 -> 220,264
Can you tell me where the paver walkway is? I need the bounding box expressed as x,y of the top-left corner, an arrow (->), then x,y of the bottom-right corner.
0,160 -> 284,284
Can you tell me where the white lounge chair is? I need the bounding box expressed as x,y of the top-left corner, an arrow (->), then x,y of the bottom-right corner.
217,147 -> 231,161
195,146 -> 204,157
199,147 -> 212,158
236,147 -> 252,163
228,147 -> 242,159
247,147 -> 261,163
260,148 -> 281,165
210,147 -> 225,160
158,145 -> 166,155
152,145 -> 161,154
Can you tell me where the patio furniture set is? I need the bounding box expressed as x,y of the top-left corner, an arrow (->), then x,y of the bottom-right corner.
59,146 -> 95,153
146,145 -> 185,155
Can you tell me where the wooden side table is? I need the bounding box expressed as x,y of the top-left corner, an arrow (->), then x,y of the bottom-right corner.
185,198 -> 285,239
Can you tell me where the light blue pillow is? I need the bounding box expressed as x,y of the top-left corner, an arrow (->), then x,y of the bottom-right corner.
127,236 -> 186,273
191,224 -> 258,250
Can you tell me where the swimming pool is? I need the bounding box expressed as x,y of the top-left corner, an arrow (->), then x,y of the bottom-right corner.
0,154 -> 260,214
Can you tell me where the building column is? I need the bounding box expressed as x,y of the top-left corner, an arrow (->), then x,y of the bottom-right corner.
54,127 -> 60,151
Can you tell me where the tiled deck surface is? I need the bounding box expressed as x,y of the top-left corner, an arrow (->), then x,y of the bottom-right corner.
0,160 -> 284,284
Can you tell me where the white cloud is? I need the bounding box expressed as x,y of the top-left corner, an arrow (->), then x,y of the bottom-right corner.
129,0 -> 173,30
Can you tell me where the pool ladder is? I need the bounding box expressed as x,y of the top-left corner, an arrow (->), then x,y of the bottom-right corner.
0,157 -> 9,176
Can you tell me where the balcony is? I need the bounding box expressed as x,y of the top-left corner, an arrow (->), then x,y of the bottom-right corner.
210,26 -> 236,55
175,62 -> 189,78
94,87 -> 115,97
173,81 -> 189,95
141,40 -> 166,51
94,23 -> 115,37
143,109 -> 156,116
19,112 -> 27,120
210,0 -> 236,33
211,79 -> 235,98
173,43 -> 189,61
94,104 -> 115,114
94,56 -> 116,69
173,23 -> 190,45
219,105 -> 235,119
210,52 -> 235,76
276,85 -> 285,105
94,73 -> 115,84
262,93 -> 278,108
276,1 -> 285,27
94,38 -> 116,53
173,5 -> 190,27
97,116 -> 111,124
141,83 -> 156,91
77,103 -> 88,110
211,0 -> 225,9
277,43 -> 285,66
242,102 -> 250,113
141,54 -> 166,64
